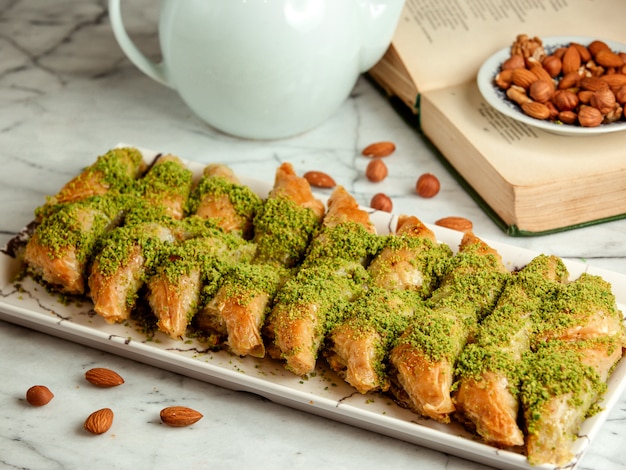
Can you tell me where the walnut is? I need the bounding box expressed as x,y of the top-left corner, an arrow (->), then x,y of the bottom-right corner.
510,34 -> 546,63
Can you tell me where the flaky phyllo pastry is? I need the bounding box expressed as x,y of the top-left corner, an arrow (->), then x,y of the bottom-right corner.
18,147 -> 626,466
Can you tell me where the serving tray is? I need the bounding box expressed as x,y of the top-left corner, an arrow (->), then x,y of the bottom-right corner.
1,147 -> 625,470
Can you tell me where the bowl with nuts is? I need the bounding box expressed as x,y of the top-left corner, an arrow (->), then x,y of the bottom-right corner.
477,35 -> 626,136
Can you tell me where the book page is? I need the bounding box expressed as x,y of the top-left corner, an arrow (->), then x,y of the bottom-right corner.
394,0 -> 626,92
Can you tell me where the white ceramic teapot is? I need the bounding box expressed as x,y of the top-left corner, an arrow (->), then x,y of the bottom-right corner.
108,0 -> 405,140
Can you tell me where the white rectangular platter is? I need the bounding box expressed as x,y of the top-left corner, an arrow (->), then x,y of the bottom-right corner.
1,147 -> 625,470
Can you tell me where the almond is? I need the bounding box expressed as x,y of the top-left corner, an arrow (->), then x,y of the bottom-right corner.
361,141 -> 395,158
570,42 -> 592,62
303,171 -> 336,188
558,110 -> 578,125
415,173 -> 440,198
160,406 -> 203,427
369,193 -> 393,212
580,76 -> 609,92
26,385 -> 54,407
435,216 -> 473,233
594,50 -> 623,68
588,40 -> 611,57
84,408 -> 114,435
85,367 -> 125,387
561,45 -> 581,75
600,74 -> 626,93
521,101 -> 551,120
511,68 -> 538,89
365,159 -> 388,182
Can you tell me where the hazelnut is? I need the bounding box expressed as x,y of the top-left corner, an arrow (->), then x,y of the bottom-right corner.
541,55 -> 562,77
26,385 -> 54,407
529,80 -> 554,103
365,159 -> 388,182
370,193 -> 392,212
552,90 -> 579,111
578,105 -> 603,127
558,110 -> 578,125
415,173 -> 440,198
577,90 -> 594,105
590,88 -> 616,115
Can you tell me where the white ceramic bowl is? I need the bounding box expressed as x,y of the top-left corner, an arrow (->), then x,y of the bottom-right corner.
477,36 -> 626,136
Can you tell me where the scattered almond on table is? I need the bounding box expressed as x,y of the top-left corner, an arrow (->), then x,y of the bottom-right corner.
84,407 -> 114,435
361,141 -> 396,158
303,170 -> 336,189
85,367 -> 125,387
160,406 -> 204,427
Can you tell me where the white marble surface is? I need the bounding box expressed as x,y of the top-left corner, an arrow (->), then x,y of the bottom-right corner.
1,2 -> 625,469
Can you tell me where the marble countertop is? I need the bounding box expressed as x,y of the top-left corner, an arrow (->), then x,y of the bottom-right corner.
1,2 -> 625,469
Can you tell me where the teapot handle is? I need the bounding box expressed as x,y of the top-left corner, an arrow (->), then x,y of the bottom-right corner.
108,0 -> 171,87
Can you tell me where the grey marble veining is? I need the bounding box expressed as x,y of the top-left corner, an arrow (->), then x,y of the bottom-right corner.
1,1 -> 625,469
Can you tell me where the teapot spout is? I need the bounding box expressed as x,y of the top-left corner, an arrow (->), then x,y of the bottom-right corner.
357,0 -> 405,72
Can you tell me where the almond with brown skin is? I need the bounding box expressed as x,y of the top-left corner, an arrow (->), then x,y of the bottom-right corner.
85,367 -> 125,388
160,406 -> 203,427
561,46 -> 581,75
84,408 -> 114,435
588,39 -> 611,57
435,216 -> 473,233
361,141 -> 395,158
595,50 -> 624,68
511,68 -> 538,89
26,385 -> 54,407
521,101 -> 551,120
303,171 -> 336,188
365,159 -> 388,182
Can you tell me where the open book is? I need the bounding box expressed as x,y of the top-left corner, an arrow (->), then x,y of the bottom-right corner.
369,0 -> 626,236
